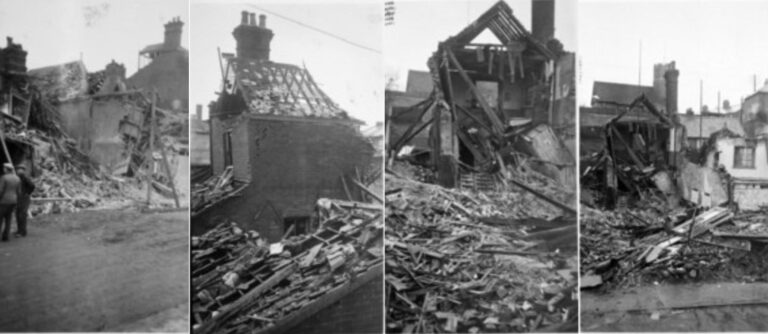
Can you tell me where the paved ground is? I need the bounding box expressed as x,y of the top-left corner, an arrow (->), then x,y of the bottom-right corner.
0,209 -> 189,332
581,283 -> 768,332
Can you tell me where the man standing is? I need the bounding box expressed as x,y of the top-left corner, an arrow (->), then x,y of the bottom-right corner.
0,163 -> 20,241
15,165 -> 34,237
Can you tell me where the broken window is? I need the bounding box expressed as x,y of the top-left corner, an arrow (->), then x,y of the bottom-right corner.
734,146 -> 755,169
223,131 -> 233,167
283,216 -> 310,237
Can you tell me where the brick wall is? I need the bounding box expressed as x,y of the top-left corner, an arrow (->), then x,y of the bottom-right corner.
195,115 -> 375,240
287,273 -> 383,334
209,113 -> 251,182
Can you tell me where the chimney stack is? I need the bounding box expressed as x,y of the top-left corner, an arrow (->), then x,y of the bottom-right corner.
99,60 -> 127,94
196,104 -> 203,120
652,63 -> 668,102
2,37 -> 28,73
233,11 -> 274,60
240,11 -> 248,25
531,0 -> 555,43
163,17 -> 184,50
664,63 -> 679,116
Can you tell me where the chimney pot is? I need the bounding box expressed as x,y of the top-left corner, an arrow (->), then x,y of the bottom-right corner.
163,18 -> 184,50
249,13 -> 256,25
241,11 -> 249,25
233,11 -> 274,60
196,104 -> 203,120
259,14 -> 266,28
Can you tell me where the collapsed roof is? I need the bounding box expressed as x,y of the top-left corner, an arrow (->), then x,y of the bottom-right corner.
227,58 -> 347,119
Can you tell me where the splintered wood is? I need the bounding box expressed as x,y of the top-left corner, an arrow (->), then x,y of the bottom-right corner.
385,174 -> 577,333
192,166 -> 243,216
581,199 -> 768,291
191,198 -> 382,334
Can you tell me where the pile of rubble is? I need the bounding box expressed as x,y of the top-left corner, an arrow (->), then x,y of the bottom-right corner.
26,129 -> 145,216
191,166 -> 247,217
580,200 -> 768,291
385,173 -> 577,333
191,198 -> 382,334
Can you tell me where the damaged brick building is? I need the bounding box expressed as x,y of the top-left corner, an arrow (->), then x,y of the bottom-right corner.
192,12 -> 375,241
26,59 -> 146,173
191,11 -> 381,334
129,17 -> 189,114
0,37 -> 35,170
579,61 -> 689,209
386,0 -> 575,190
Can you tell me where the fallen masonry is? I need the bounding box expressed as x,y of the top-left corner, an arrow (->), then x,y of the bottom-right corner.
580,199 -> 768,291
191,198 -> 382,334
385,171 -> 577,333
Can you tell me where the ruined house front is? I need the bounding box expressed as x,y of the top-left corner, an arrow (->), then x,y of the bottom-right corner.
27,60 -> 145,173
388,0 -> 575,190
194,12 -> 374,240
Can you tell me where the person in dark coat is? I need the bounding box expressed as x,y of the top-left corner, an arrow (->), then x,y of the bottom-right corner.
15,164 -> 34,237
0,163 -> 20,241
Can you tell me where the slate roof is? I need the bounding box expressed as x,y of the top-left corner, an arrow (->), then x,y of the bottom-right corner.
592,81 -> 663,107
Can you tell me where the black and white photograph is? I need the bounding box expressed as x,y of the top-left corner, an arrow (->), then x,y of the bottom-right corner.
579,0 -> 768,332
0,0 -> 190,331
384,0 -> 578,332
6,0 -> 768,333
189,1 -> 383,333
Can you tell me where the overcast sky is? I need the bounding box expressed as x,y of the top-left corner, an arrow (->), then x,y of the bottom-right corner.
580,0 -> 768,113
385,0 -> 577,90
0,0 -> 187,76
190,0 -> 382,125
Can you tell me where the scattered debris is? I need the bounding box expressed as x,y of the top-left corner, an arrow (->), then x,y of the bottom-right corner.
385,173 -> 577,333
191,198 -> 382,333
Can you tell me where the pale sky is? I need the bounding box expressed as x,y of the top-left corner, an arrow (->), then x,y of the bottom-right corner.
190,0 -> 383,125
579,0 -> 768,113
385,0 -> 578,90
0,0 -> 188,76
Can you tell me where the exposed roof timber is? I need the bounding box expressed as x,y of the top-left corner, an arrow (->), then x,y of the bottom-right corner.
608,94 -> 674,127
230,58 -> 346,118
446,1 -> 554,59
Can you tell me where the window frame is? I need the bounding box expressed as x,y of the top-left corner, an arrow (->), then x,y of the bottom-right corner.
733,145 -> 756,169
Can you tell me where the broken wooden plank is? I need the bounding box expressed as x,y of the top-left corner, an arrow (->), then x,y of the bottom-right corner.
509,178 -> 576,215
711,231 -> 768,241
445,48 -> 505,136
198,263 -> 298,334
351,179 -> 382,204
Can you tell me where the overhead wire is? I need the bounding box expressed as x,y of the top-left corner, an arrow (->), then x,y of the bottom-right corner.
247,4 -> 381,54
